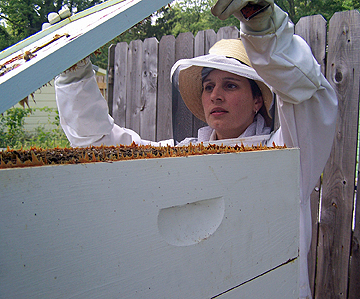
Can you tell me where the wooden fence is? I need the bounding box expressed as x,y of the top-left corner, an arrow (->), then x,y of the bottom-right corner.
106,11 -> 360,299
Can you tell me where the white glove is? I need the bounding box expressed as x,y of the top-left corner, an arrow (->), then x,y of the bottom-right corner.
211,0 -> 285,35
42,6 -> 71,30
211,0 -> 273,20
55,56 -> 94,85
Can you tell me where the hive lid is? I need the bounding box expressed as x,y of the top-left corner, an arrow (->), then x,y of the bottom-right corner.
0,0 -> 171,114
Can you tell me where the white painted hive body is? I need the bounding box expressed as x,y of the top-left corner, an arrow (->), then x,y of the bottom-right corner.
0,148 -> 300,298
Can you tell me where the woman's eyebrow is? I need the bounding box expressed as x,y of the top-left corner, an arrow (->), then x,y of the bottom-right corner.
203,77 -> 244,83
222,77 -> 243,81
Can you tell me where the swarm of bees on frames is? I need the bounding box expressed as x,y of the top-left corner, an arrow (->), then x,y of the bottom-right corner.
0,142 -> 286,169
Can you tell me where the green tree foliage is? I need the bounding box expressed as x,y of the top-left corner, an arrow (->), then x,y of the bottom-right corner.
276,0 -> 360,23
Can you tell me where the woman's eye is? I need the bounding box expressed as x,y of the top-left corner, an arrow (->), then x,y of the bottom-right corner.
203,84 -> 214,92
226,82 -> 237,89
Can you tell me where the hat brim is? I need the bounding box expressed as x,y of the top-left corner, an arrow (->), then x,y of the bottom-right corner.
175,55 -> 273,124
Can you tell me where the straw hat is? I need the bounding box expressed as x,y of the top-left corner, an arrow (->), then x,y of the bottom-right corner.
171,39 -> 273,125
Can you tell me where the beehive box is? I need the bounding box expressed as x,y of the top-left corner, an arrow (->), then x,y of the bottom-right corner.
0,147 -> 300,298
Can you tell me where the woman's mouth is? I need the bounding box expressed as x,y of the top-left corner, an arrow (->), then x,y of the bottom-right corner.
210,107 -> 228,115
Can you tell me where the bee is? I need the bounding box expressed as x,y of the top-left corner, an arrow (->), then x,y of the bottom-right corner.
23,51 -> 36,62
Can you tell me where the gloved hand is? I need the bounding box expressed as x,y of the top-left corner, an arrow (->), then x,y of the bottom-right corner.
42,6 -> 71,30
211,0 -> 273,20
211,0 -> 285,35
55,56 -> 94,85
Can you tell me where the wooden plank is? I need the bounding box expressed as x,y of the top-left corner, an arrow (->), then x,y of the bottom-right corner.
157,35 -> 175,141
0,148 -> 300,299
194,30 -> 205,57
307,179 -> 321,297
204,29 -> 217,53
349,183 -> 360,298
140,37 -> 158,141
296,15 -> 327,74
126,40 -> 143,134
173,32 -> 194,143
216,26 -> 239,41
316,10 -> 360,298
0,0 -> 172,114
192,30 -> 208,136
295,15 -> 327,297
107,44 -> 116,116
112,42 -> 128,127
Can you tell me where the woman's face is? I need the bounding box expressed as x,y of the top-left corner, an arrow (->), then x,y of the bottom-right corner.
201,69 -> 263,140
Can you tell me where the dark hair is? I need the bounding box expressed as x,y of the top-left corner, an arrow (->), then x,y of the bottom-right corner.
248,78 -> 272,127
248,78 -> 262,99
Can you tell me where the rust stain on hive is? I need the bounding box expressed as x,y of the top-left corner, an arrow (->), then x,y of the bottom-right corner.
0,142 -> 286,169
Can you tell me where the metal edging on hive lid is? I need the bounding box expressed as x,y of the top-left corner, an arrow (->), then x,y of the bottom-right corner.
0,0 -> 171,114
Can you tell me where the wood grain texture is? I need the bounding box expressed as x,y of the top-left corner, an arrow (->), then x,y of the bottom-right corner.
295,15 -> 327,297
194,30 -> 205,57
107,44 -> 115,116
0,148 -> 300,299
140,37 -> 158,141
157,35 -> 175,141
316,10 -> 360,299
295,15 -> 327,74
216,26 -> 239,41
126,39 -> 143,134
349,185 -> 360,298
204,29 -> 217,53
113,42 -> 128,127
172,32 -> 194,143
192,30 -> 209,135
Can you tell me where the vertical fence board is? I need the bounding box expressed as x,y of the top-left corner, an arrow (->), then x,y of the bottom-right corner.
113,42 -> 128,127
295,15 -> 327,74
349,188 -> 360,298
194,30 -> 205,57
157,35 -> 175,141
347,12 -> 360,298
126,40 -> 143,133
204,29 -> 217,53
107,44 -> 115,116
172,32 -> 194,143
316,10 -> 360,298
192,30 -> 208,136
216,26 -> 239,41
295,15 -> 327,297
140,37 -> 158,141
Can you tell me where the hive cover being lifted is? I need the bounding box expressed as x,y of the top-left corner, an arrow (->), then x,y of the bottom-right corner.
0,0 -> 171,114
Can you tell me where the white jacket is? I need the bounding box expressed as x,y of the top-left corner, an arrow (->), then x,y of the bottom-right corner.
55,6 -> 337,299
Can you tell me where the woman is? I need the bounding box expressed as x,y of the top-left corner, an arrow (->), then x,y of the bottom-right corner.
171,38 -> 274,146
55,1 -> 338,298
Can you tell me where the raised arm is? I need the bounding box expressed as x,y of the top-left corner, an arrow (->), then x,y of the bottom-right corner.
55,58 -> 173,147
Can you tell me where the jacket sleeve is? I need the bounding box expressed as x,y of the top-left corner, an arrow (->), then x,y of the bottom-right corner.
241,6 -> 338,202
55,58 -> 174,148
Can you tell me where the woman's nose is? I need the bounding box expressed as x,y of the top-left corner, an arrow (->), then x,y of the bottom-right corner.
210,86 -> 224,102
